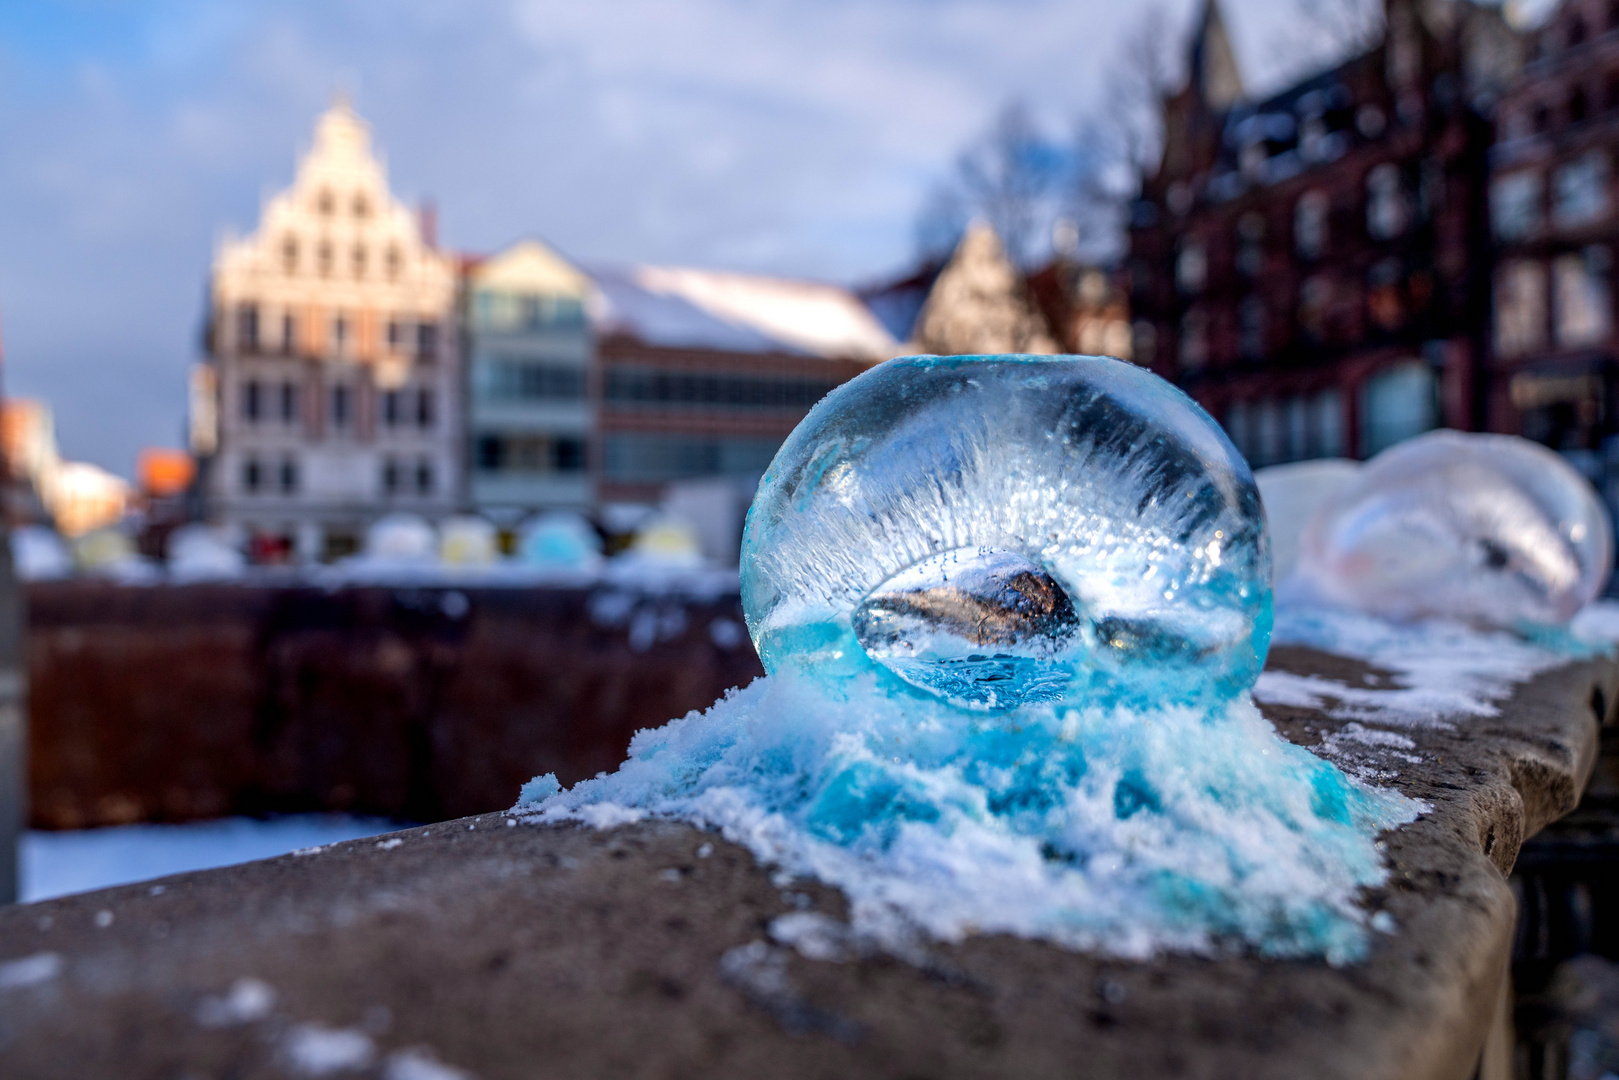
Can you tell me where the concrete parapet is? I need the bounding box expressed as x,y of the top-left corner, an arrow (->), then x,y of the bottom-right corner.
0,648 -> 1613,1077
25,581 -> 762,828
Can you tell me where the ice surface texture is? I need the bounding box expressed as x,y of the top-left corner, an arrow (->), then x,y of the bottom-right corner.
741,354 -> 1272,710
1290,431 -> 1613,628
525,355 -> 1421,963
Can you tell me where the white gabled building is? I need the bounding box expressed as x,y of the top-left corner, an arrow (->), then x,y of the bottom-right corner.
198,97 -> 461,560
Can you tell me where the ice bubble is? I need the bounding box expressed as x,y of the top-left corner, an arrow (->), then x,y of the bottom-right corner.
1289,431 -> 1612,627
167,524 -> 246,580
1253,460 -> 1360,583
742,354 -> 1271,709
364,513 -> 437,563
518,512 -> 602,569
11,526 -> 72,581
438,516 -> 498,567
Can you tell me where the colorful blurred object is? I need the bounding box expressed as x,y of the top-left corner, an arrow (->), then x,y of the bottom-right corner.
137,449 -> 195,498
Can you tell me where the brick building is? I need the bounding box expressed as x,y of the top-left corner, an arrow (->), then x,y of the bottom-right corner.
587,266 -> 896,505
1129,0 -> 1522,465
1489,0 -> 1619,494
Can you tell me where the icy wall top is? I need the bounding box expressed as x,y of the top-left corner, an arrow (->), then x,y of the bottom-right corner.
741,354 -> 1272,710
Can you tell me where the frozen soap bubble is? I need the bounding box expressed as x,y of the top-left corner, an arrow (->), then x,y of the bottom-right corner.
1291,430 -> 1613,628
741,354 -> 1271,710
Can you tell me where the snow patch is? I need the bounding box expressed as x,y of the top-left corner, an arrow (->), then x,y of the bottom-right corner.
284,1024 -> 376,1075
519,668 -> 1421,964
0,952 -> 61,990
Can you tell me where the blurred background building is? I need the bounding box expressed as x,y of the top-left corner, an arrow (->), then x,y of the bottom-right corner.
197,97 -> 460,562
462,241 -> 594,521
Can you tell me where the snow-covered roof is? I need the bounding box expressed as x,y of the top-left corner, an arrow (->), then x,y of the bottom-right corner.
589,265 -> 899,361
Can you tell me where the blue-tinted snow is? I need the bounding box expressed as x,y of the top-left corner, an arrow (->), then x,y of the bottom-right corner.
20,815 -> 401,902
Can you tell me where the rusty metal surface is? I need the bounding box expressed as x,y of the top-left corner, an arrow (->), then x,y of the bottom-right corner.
25,581 -> 763,829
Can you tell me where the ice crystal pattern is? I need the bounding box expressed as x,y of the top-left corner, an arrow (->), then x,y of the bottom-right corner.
741,354 -> 1273,710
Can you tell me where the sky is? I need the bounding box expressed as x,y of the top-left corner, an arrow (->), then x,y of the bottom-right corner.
0,0 -> 1377,476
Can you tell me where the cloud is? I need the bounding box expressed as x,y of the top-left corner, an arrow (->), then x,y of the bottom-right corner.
0,0 -> 1308,475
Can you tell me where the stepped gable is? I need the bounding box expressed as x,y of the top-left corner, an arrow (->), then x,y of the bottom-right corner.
910,222 -> 1058,356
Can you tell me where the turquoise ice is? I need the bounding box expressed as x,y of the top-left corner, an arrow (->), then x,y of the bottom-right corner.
523,355 -> 1421,963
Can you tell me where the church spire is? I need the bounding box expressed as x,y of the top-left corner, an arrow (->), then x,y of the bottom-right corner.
1189,0 -> 1244,111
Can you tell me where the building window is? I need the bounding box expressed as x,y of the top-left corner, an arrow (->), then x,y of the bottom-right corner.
1571,85 -> 1589,125
417,389 -> 434,429
351,244 -> 367,279
242,457 -> 262,493
384,390 -> 401,427
1367,258 -> 1406,331
236,304 -> 259,353
1298,275 -> 1332,341
1175,240 -> 1206,294
415,460 -> 434,494
1179,307 -> 1209,371
1555,151 -> 1609,226
386,246 -> 401,281
1235,212 -> 1265,277
1361,361 -> 1438,457
382,458 -> 400,495
1570,16 -> 1588,48
1553,246 -> 1613,347
317,188 -> 334,216
603,434 -> 780,482
282,236 -> 299,274
386,320 -> 403,350
281,313 -> 298,355
352,193 -> 370,218
242,380 -> 262,421
331,385 -> 351,428
332,315 -> 349,354
1492,171 -> 1543,240
416,322 -> 439,360
1534,105 -> 1552,133
279,457 -> 298,494
1495,259 -> 1549,358
1314,389 -> 1345,458
1366,163 -> 1410,240
318,242 -> 333,277
1224,401 -> 1252,462
280,381 -> 299,423
1295,191 -> 1328,259
1255,398 -> 1285,466
1238,295 -> 1267,360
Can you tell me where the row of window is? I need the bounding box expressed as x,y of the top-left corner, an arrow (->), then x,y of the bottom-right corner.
238,456 -> 436,496
602,434 -> 781,483
471,291 -> 588,333
1493,151 -> 1610,240
1178,256 -> 1427,369
1221,363 -> 1438,467
278,234 -> 404,281
480,361 -> 586,403
233,305 -> 439,358
1495,247 -> 1614,358
474,434 -> 587,475
240,379 -> 436,431
603,369 -> 839,410
1175,165 -> 1425,294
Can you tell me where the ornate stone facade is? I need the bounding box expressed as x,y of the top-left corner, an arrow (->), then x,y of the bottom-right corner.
199,98 -> 460,560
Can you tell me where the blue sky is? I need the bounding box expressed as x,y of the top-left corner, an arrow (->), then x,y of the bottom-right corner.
0,0 -> 1356,475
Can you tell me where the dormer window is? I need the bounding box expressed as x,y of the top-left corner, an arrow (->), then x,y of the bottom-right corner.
281,236 -> 299,274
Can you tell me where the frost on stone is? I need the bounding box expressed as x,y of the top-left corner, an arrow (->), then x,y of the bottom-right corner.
1287,431 -> 1613,629
522,354 -> 1423,964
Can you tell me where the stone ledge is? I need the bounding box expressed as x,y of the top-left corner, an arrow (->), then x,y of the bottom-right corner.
0,652 -> 1614,1079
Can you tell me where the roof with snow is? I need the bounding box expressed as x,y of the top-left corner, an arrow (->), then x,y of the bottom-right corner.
588,265 -> 899,361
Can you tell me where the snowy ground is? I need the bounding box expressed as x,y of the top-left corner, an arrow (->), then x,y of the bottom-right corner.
19,816 -> 403,903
